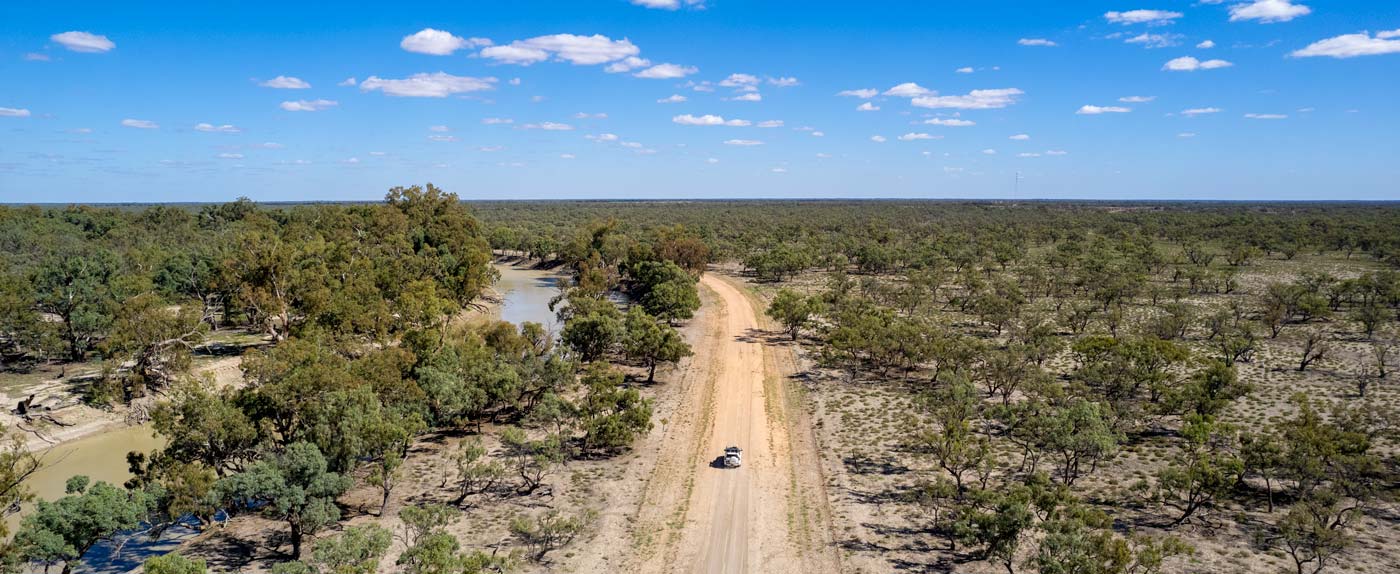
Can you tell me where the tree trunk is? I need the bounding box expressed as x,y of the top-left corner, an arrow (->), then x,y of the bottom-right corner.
648,362 -> 657,383
290,522 -> 303,558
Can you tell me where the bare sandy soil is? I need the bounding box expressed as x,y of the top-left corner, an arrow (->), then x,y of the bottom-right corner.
175,271 -> 838,574
622,273 -> 839,574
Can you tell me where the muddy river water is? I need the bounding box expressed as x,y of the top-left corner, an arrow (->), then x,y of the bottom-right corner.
487,261 -> 566,333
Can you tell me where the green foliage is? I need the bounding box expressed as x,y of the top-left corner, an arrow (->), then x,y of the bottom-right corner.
31,249 -> 121,361
765,288 -> 821,340
744,244 -> 812,282
213,442 -> 352,558
151,381 -> 258,476
560,297 -> 624,362
1036,400 -> 1122,487
498,428 -> 563,494
920,378 -> 990,494
629,260 -> 700,323
304,524 -> 392,574
622,307 -> 692,382
953,486 -> 1034,572
102,292 -> 208,394
1152,416 -> 1242,527
15,477 -> 151,573
451,439 -> 506,503
143,553 -> 207,574
577,363 -> 653,451
1270,491 -> 1354,574
509,509 -> 595,561
1175,360 -> 1250,417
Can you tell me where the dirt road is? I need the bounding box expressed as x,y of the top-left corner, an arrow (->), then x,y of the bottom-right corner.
627,273 -> 839,574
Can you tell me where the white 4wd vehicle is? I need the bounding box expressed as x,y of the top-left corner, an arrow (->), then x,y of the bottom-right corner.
723,446 -> 743,468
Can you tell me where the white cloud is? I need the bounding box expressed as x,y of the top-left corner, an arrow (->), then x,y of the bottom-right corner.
258,142 -> 284,149
1125,33 -> 1182,48
509,77 -> 522,85
720,73 -> 761,89
757,120 -> 784,128
635,63 -> 698,79
280,99 -> 338,112
217,153 -> 244,159
924,118 -> 976,126
1018,38 -> 1057,47
1181,107 -> 1222,116
194,123 -> 241,133
837,88 -> 878,98
956,67 -> 975,74
605,56 -> 652,73
1291,29 -> 1400,58
1104,10 -> 1183,25
521,122 -> 575,130
728,92 -> 762,102
121,118 -> 159,129
1009,134 -> 1031,140
1046,150 -> 1069,156
912,88 -> 1023,110
0,108 -> 31,118
24,53 -> 50,61
560,153 -> 576,159
479,34 -> 640,66
771,167 -> 788,173
811,131 -> 825,137
723,139 -> 763,146
1077,105 -> 1132,114
259,76 -> 311,89
982,149 -> 997,155
884,82 -> 933,97
630,0 -> 705,9
342,157 -> 360,164
870,135 -> 888,143
360,73 -> 496,97
1162,56 -> 1234,71
768,76 -> 800,87
480,45 -> 550,64
1229,0 -> 1311,23
338,77 -> 357,87
482,117 -> 514,125
478,145 -> 504,152
898,132 -> 938,141
1197,39 -> 1217,49
586,133 -> 620,142
1178,132 -> 1197,138
1244,113 -> 1287,119
427,135 -> 458,142
706,158 -> 720,164
1119,95 -> 1156,103
672,114 -> 751,126
400,28 -> 490,55
657,94 -> 688,104
429,125 -> 451,132
857,102 -> 880,111
51,31 -> 114,53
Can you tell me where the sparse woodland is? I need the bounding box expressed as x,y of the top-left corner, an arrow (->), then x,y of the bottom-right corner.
3,198 -> 1400,573
0,189 -> 698,573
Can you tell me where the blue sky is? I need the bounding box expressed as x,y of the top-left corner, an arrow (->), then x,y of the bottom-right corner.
2,0 -> 1398,202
